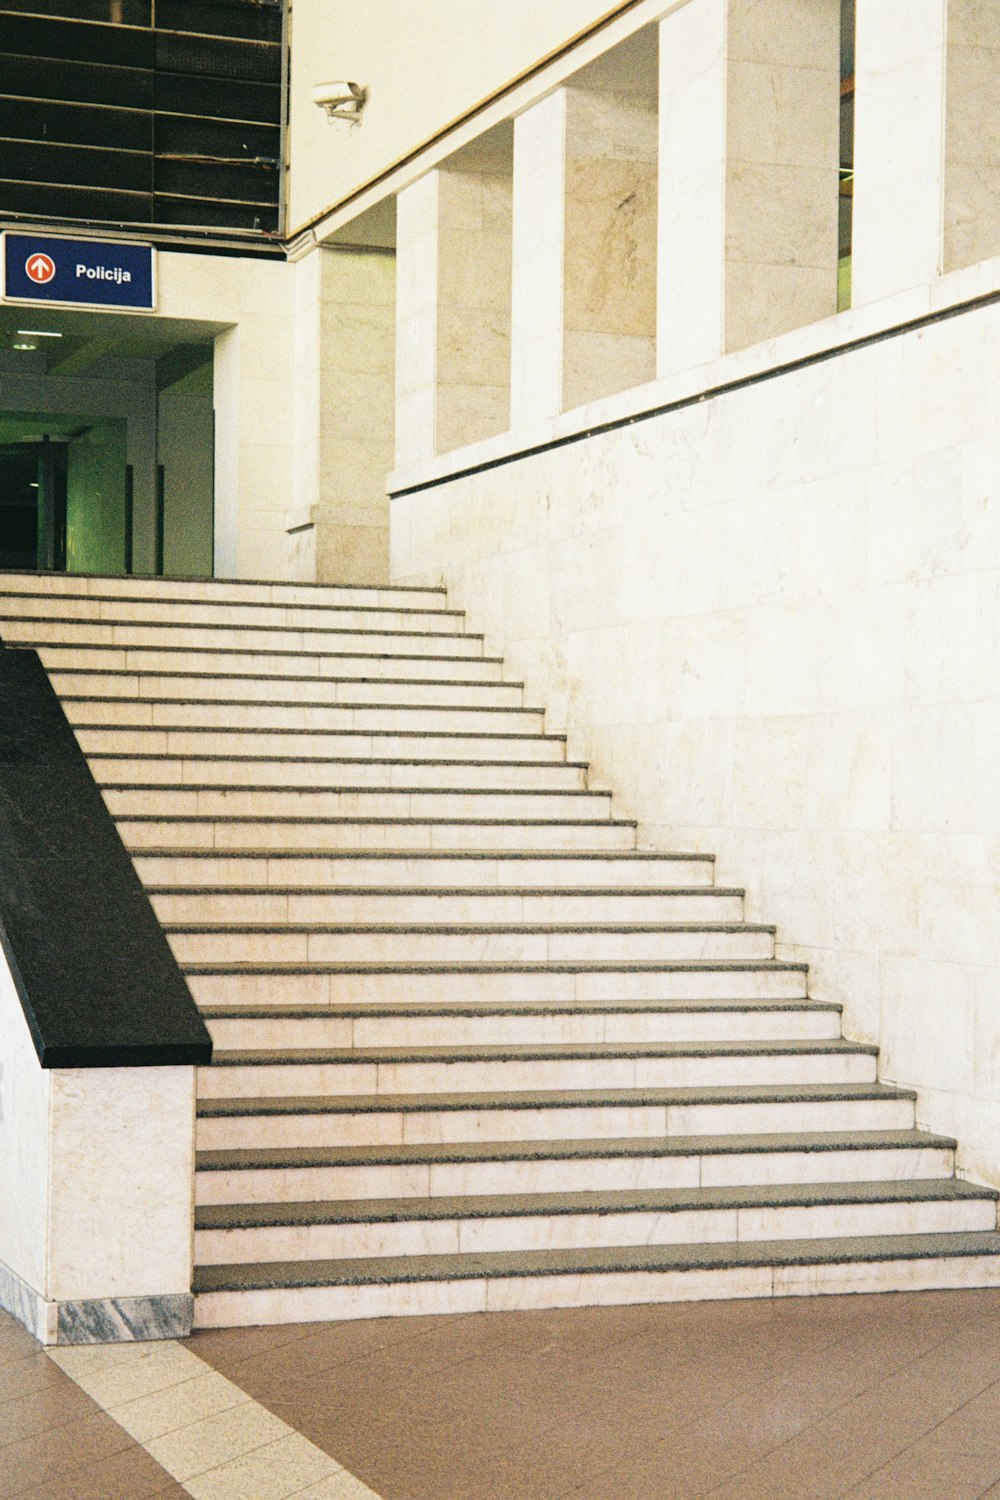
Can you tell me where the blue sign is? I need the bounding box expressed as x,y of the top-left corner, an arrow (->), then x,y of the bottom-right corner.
1,232 -> 156,310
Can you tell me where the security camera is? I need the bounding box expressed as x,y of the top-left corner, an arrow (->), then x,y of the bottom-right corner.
311,81 -> 367,124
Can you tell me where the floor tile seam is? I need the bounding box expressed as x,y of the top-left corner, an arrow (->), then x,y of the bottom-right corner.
48,1338 -> 385,1500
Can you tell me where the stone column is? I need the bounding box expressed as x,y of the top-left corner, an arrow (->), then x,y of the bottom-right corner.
510,84 -> 657,426
510,90 -> 567,428
852,0 -> 947,305
435,161 -> 513,454
944,0 -> 1000,273
290,245 -> 394,584
395,174 -> 440,465
658,0 -> 841,374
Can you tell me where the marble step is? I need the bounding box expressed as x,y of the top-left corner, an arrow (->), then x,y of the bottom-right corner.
91,755 -> 589,791
7,615 -> 486,657
196,1039 -> 878,1101
191,1230 -> 1000,1326
76,726 -> 568,763
132,850 -> 716,890
200,997 -> 840,1051
193,1128 -> 959,1206
193,1178 -> 999,1266
63,696 -> 548,734
151,886 -> 745,927
119,815 -> 638,853
103,785 -> 613,822
0,571 -> 448,610
0,591 -> 464,633
168,922 -> 775,967
185,959 -> 807,1009
195,1081 -> 915,1152
49,670 -> 527,709
38,643 -> 505,683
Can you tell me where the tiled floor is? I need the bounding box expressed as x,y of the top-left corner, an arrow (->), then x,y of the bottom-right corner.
6,1290 -> 1000,1498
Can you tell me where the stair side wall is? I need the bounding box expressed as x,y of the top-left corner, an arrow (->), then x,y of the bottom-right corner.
390,281 -> 1000,1191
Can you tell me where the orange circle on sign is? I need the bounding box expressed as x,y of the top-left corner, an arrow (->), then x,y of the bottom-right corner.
25,253 -> 56,284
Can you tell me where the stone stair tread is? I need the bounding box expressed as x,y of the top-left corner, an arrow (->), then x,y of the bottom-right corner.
11,617 -> 479,641
198,997 -> 839,1019
94,756 -> 587,769
195,1127 -> 957,1171
192,1229 -> 1000,1293
107,784 -> 607,798
206,1038 -> 876,1067
57,666 -> 525,687
151,884 -> 739,897
123,815 -> 634,826
41,646 -> 501,665
135,848 -> 706,861
169,921 -> 771,935
5,589 -> 460,615
195,1176 -> 998,1230
181,957 -> 806,974
196,1081 -> 915,1117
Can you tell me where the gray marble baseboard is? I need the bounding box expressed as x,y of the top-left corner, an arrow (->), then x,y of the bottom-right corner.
57,1294 -> 193,1344
0,1259 -> 193,1345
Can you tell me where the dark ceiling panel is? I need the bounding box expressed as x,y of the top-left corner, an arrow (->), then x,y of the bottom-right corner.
0,1 -> 285,236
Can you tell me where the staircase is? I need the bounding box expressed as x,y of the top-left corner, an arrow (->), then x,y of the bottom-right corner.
3,570 -> 999,1328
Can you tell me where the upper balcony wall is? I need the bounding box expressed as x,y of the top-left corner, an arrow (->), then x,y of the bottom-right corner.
286,0 -> 623,235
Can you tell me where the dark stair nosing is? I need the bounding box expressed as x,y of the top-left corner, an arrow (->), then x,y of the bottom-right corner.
10,613 -> 483,642
181,958 -> 807,976
191,1230 -> 1000,1293
195,1081 -> 916,1118
3,589 -> 462,619
105,784 -> 610,799
204,1038 -> 876,1067
151,884 -> 741,898
195,1127 -> 958,1172
119,815 -> 636,828
194,1176 -> 999,1231
53,667 -> 525,690
0,570 -> 446,597
167,921 -> 771,936
131,848 -> 711,861
199,996 -> 839,1019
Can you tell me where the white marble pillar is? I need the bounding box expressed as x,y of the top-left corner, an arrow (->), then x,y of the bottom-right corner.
436,163 -> 513,453
511,91 -> 567,428
944,0 -> 1000,273
291,246 -> 394,583
396,163 -> 514,461
395,174 -> 440,464
658,0 -> 840,373
511,84 -> 657,425
852,0 -> 947,305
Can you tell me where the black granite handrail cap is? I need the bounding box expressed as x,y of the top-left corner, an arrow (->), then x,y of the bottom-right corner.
0,647 -> 212,1068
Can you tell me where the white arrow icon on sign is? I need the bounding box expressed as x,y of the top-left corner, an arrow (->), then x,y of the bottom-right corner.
25,253 -> 56,284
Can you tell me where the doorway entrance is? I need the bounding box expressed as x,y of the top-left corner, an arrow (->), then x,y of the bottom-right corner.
0,440 -> 68,572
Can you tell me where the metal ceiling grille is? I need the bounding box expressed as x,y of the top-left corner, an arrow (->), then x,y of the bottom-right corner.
0,0 -> 285,239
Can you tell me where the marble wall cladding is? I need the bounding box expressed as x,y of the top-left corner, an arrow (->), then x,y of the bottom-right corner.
853,0 -> 948,305
0,955 -> 197,1341
944,0 -> 1000,273
391,297 -> 1000,1190
47,1066 -> 196,1304
658,0 -> 839,374
0,955 -> 50,1298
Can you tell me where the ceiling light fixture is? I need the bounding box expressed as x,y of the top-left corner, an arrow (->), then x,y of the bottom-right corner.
16,329 -> 62,338
12,341 -> 37,351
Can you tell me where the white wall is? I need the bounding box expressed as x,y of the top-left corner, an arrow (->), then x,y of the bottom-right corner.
392,271 -> 1000,1192
287,0 -> 630,233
